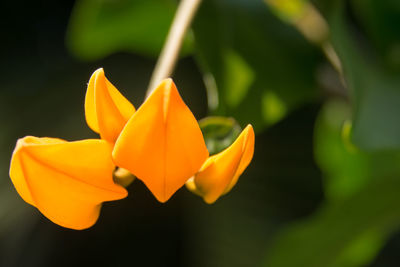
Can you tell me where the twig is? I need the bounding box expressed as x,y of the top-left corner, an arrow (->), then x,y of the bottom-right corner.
146,0 -> 203,98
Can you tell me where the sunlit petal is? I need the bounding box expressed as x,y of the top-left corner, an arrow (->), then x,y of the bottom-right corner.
85,68 -> 135,143
187,124 -> 255,204
9,136 -> 127,230
113,79 -> 209,202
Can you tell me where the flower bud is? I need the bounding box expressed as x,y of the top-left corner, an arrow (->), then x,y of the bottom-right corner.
186,125 -> 255,203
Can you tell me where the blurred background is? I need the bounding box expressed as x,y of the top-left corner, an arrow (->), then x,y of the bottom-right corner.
1,0 -> 400,266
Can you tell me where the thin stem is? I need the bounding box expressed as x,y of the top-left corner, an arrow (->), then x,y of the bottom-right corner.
265,1 -> 343,75
146,0 -> 203,98
293,3 -> 342,73
322,42 -> 342,75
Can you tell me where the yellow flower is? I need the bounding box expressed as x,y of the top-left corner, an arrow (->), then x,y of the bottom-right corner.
85,68 -> 135,143
186,125 -> 255,203
9,136 -> 127,230
112,79 -> 209,202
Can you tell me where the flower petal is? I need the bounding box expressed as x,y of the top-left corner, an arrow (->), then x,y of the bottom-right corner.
187,124 -> 255,204
85,68 -> 135,143
112,79 -> 209,202
9,136 -> 127,230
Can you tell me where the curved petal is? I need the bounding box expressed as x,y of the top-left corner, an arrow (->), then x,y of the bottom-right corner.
187,124 -> 255,204
112,79 -> 209,202
9,136 -> 127,230
85,68 -> 135,143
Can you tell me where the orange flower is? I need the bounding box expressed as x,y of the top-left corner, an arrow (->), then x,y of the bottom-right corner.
85,68 -> 135,143
9,136 -> 127,230
112,79 -> 209,202
9,68 -> 255,231
186,125 -> 255,203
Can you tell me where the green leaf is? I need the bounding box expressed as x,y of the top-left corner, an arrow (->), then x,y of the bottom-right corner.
313,0 -> 400,150
66,0 -> 192,60
264,100 -> 400,267
265,0 -> 309,23
334,230 -> 385,267
314,100 -> 370,202
350,0 -> 400,71
193,0 -> 322,132
263,177 -> 399,267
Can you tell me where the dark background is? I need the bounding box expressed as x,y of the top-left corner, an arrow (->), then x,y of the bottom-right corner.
1,1 -> 400,267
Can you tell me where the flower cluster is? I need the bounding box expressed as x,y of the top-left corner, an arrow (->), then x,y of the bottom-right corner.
9,68 -> 255,230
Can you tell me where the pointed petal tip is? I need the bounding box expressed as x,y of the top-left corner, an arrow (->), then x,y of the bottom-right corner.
93,67 -> 104,76
149,78 -> 175,98
143,185 -> 174,203
244,124 -> 254,134
204,196 -> 216,205
241,124 -> 255,152
140,179 -> 179,203
160,77 -> 173,85
88,68 -> 104,83
154,195 -> 169,203
85,68 -> 135,143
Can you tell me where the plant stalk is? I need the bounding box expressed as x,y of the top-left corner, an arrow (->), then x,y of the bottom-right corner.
146,0 -> 202,97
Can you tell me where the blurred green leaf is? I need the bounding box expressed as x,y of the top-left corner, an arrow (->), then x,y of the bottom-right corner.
193,0 -> 322,132
334,229 -> 385,267
314,100 -> 369,201
66,0 -> 192,60
312,0 -> 400,150
263,180 -> 397,267
264,99 -> 400,267
199,116 -> 242,155
317,100 -> 400,201
265,0 -> 308,23
350,0 -> 400,71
